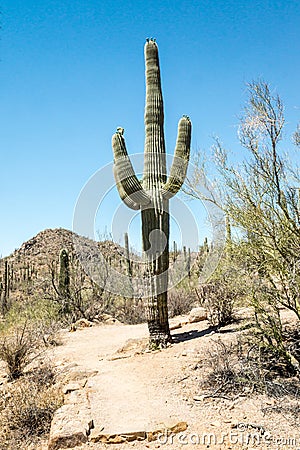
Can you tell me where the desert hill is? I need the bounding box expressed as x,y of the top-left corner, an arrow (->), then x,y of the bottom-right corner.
0,228 -> 134,311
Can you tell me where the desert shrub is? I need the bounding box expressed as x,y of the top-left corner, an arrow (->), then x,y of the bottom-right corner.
0,297 -> 61,345
197,242 -> 252,327
0,321 -> 40,380
203,338 -> 265,397
187,80 -> 300,363
251,285 -> 300,374
114,296 -> 146,324
0,298 -> 61,380
199,279 -> 235,327
201,334 -> 300,400
0,361 -> 62,449
167,288 -> 196,318
110,288 -> 196,324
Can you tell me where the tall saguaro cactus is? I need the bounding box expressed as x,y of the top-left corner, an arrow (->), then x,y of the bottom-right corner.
58,249 -> 71,315
112,39 -> 191,346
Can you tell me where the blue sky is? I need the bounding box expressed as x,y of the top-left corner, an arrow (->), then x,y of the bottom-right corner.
1,0 -> 300,256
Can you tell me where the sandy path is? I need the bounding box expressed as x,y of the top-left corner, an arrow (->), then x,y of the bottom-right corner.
48,314 -> 300,450
51,321 -> 195,434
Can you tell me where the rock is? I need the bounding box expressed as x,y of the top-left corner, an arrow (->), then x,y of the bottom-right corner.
117,337 -> 148,354
164,421 -> 188,433
169,322 -> 182,330
105,317 -> 122,325
48,386 -> 93,450
188,307 -> 207,323
57,369 -> 97,386
147,421 -> 188,442
48,404 -> 93,450
90,430 -> 146,444
98,313 -> 122,325
74,318 -> 93,328
62,383 -> 81,394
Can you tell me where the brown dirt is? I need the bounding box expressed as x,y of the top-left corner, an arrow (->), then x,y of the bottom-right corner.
46,310 -> 300,450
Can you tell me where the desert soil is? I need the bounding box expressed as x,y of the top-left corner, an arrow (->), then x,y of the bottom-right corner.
46,311 -> 300,450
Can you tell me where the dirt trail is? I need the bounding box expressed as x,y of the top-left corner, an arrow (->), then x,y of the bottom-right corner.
48,314 -> 300,449
51,320 -> 195,435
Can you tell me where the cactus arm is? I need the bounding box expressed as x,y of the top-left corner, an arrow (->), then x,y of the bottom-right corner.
112,132 -> 151,207
113,164 -> 140,210
162,115 -> 192,199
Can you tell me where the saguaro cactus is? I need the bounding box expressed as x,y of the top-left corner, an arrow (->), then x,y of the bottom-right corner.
2,260 -> 9,313
58,249 -> 71,314
112,39 -> 191,346
124,232 -> 132,278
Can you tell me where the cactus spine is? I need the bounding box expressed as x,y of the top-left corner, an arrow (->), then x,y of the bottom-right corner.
112,39 -> 191,346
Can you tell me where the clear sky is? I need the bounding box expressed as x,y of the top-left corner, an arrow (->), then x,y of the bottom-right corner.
1,0 -> 300,256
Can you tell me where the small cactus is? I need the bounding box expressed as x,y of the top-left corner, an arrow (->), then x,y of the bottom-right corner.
112,40 -> 191,346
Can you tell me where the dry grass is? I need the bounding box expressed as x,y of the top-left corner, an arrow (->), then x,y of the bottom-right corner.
0,321 -> 40,380
201,335 -> 300,402
0,361 -> 63,449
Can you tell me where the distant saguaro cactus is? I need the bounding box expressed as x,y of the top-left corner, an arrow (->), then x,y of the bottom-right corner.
124,232 -> 132,278
58,249 -> 70,314
112,39 -> 191,346
3,260 -> 9,313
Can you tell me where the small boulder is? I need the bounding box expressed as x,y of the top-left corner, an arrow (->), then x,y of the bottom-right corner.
188,307 -> 207,323
74,318 -> 93,328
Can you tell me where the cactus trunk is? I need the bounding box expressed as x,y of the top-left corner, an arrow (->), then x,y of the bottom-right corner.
112,39 -> 191,347
141,204 -> 170,345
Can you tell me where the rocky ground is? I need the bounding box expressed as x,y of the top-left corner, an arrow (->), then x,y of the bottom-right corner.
40,309 -> 300,450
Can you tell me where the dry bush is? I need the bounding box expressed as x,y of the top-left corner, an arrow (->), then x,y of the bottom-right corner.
198,279 -> 236,327
201,336 -> 300,400
0,361 -> 62,449
0,298 -> 63,380
112,288 -> 196,325
203,338 -> 263,397
167,288 -> 196,318
0,321 -> 40,380
115,296 -> 146,325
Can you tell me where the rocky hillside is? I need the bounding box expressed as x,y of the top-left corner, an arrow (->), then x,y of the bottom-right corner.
0,228 -> 199,320
0,228 -> 132,307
